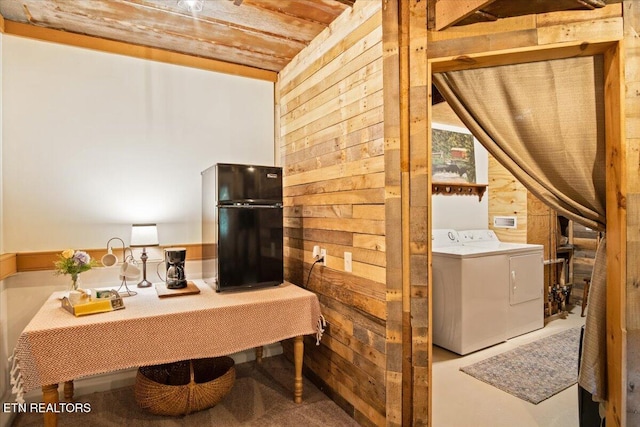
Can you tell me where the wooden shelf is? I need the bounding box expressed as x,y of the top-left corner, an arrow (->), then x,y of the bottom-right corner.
432,182 -> 488,201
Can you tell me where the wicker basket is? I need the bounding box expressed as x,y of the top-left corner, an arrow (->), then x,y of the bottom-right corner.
134,356 -> 235,416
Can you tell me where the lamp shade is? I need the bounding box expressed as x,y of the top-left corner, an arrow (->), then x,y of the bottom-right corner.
130,224 -> 159,247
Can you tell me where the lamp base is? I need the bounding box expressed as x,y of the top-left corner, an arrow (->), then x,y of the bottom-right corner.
117,279 -> 138,297
137,248 -> 153,288
137,279 -> 154,288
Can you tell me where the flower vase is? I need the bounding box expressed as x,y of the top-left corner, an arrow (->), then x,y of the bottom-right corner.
70,275 -> 79,291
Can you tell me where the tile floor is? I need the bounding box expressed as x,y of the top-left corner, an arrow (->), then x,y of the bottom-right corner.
11,355 -> 360,427
433,306 -> 587,427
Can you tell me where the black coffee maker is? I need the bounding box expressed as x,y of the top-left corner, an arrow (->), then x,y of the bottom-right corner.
164,248 -> 187,289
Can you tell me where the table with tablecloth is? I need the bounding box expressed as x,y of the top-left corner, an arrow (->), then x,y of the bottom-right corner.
9,280 -> 324,426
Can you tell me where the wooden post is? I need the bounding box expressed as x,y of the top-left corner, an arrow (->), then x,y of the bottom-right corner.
382,0 -> 405,424
408,1 -> 430,425
399,0 -> 413,424
255,346 -> 263,364
603,40 -> 627,427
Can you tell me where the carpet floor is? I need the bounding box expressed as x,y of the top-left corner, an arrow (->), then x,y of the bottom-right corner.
11,355 -> 359,426
460,327 -> 582,404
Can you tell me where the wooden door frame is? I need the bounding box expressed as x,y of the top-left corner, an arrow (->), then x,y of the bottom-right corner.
427,39 -> 627,426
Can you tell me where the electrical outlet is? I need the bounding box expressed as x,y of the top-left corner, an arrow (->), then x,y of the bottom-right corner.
344,251 -> 352,272
312,245 -> 320,259
320,248 -> 327,266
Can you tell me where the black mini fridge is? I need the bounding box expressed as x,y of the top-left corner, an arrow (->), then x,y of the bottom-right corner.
202,163 -> 283,292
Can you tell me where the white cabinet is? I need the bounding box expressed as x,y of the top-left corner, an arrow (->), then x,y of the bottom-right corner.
508,252 -> 544,338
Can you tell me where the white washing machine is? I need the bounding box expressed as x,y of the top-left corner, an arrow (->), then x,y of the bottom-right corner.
459,229 -> 544,339
432,229 -> 509,355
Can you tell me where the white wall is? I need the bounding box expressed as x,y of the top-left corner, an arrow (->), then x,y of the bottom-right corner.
0,35 -> 277,416
431,123 -> 489,230
0,31 -> 3,253
2,35 -> 275,251
0,278 -> 9,427
0,31 -> 11,427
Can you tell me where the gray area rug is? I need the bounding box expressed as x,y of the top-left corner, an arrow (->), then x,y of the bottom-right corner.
460,327 -> 582,404
11,355 -> 359,426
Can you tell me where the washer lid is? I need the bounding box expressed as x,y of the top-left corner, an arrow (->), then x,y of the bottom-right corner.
432,242 -> 543,258
465,241 -> 544,253
433,244 -> 512,257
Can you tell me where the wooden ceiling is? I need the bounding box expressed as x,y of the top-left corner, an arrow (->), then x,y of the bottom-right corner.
431,0 -> 622,31
0,0 -> 622,79
0,0 -> 354,73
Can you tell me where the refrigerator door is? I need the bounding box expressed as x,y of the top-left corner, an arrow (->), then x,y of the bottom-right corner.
216,163 -> 282,205
217,205 -> 283,290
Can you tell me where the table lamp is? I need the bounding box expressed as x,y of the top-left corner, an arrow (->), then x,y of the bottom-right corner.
130,224 -> 159,288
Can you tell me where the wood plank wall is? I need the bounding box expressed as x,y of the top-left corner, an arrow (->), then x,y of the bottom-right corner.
487,156 -> 527,243
527,192 -> 560,315
277,1 -> 633,425
276,2 -> 387,425
624,1 -> 640,423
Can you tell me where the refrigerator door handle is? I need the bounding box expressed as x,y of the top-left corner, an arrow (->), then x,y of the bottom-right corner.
217,204 -> 282,209
218,199 -> 282,206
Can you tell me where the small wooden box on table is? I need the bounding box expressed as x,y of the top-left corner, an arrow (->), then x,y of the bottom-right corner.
12,281 -> 321,427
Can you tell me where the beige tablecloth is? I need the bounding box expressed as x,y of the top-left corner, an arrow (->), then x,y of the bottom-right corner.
10,281 -> 323,402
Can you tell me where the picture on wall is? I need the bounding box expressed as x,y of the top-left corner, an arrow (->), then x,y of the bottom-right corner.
432,124 -> 476,183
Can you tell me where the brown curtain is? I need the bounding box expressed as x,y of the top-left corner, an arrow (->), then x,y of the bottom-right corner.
433,55 -> 608,402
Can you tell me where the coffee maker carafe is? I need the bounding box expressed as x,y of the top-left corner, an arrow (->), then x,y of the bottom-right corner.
164,248 -> 187,289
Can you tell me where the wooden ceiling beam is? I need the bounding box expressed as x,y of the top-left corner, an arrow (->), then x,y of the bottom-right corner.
332,0 -> 356,6
246,0 -> 348,27
576,0 -> 607,7
433,0 -> 498,31
3,20 -> 278,81
120,0 -> 310,46
430,39 -> 617,73
474,10 -> 498,22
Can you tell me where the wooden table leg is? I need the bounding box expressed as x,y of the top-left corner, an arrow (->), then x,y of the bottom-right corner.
293,335 -> 303,403
63,380 -> 74,402
255,346 -> 263,364
42,383 -> 59,427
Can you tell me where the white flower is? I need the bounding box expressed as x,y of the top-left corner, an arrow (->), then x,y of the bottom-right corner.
73,251 -> 91,266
